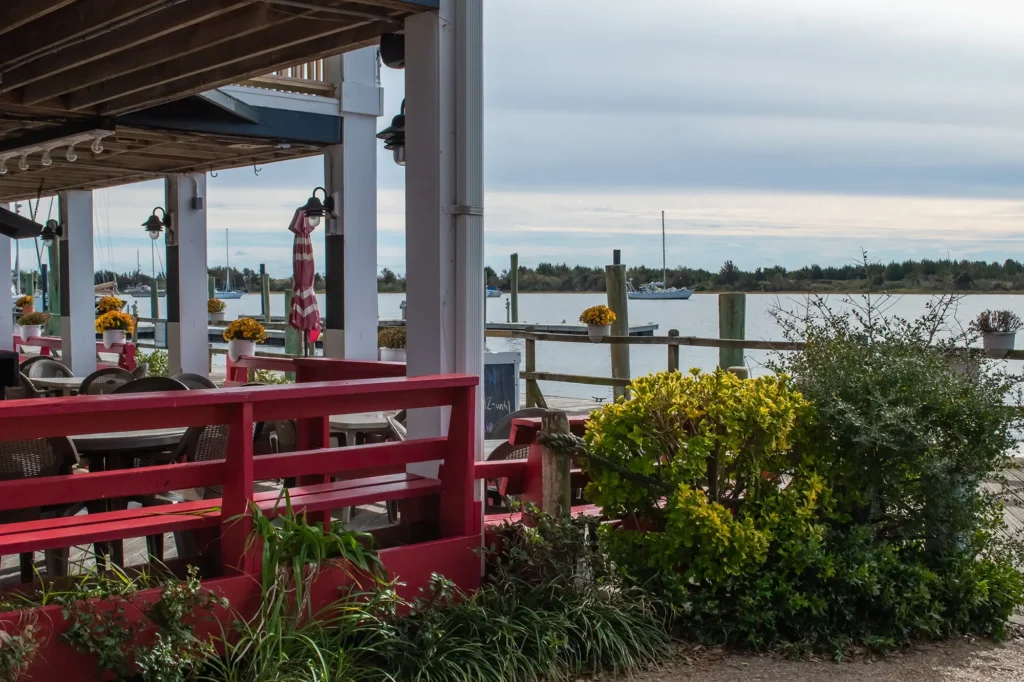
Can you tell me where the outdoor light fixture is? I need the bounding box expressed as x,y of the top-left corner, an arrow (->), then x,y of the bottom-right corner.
65,146 -> 77,162
40,149 -> 52,167
90,137 -> 103,154
17,155 -> 28,171
0,158 -> 7,175
40,219 -> 62,245
302,186 -> 334,228
142,207 -> 169,240
376,99 -> 406,167
0,129 -> 113,172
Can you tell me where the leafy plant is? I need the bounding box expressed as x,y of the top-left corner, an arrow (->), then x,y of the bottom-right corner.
95,310 -> 135,333
377,326 -> 406,350
15,312 -> 48,326
579,304 -> 615,326
14,295 -> 32,308
251,369 -> 292,385
135,348 -> 169,377
222,317 -> 266,343
972,309 -> 1022,334
0,615 -> 40,682
207,298 -> 226,314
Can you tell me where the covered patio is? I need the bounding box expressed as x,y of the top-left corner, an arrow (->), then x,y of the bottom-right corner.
0,0 -> 484,618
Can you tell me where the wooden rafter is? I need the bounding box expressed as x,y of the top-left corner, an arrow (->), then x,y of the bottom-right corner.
0,0 -> 253,94
0,0 -> 77,37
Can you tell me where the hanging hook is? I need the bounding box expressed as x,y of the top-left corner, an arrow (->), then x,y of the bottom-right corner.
210,170 -> 218,178
253,163 -> 262,176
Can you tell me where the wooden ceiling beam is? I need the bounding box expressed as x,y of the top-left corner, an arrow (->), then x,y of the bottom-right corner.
99,21 -> 388,115
20,4 -> 282,106
73,16 -> 380,113
1,1 -> 252,94
1,0 -> 177,70
265,0 -> 398,21
0,0 -> 77,37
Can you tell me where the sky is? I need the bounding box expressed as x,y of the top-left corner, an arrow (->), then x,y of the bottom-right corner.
15,0 -> 1024,278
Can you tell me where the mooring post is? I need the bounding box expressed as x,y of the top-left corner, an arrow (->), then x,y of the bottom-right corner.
207,275 -> 215,300
524,325 -> 547,408
605,262 -> 630,399
718,292 -> 746,369
46,240 -> 61,336
150,280 -> 159,319
261,270 -> 271,323
540,409 -> 573,519
668,328 -> 680,372
510,252 -> 519,323
727,366 -> 749,379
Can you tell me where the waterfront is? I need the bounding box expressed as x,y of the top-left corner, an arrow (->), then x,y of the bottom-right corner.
132,291 -> 1024,401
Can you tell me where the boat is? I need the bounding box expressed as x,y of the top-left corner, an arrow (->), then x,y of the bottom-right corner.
215,229 -> 245,299
627,211 -> 693,300
123,284 -> 166,298
486,285 -> 502,298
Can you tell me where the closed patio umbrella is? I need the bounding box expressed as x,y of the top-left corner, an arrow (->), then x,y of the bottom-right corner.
288,208 -> 321,347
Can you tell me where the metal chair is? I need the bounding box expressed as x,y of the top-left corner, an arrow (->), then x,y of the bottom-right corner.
171,373 -> 217,390
19,356 -> 52,373
79,368 -> 134,395
111,376 -> 188,394
25,358 -> 73,380
4,373 -> 44,400
131,364 -> 150,379
0,437 -> 81,582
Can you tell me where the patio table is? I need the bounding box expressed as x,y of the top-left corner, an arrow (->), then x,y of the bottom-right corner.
329,411 -> 396,446
32,375 -> 84,397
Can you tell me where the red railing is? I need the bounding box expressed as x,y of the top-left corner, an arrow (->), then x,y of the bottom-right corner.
13,334 -> 137,371
224,354 -> 405,385
0,370 -> 478,576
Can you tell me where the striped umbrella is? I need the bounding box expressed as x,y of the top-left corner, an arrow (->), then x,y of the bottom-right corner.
288,208 -> 321,344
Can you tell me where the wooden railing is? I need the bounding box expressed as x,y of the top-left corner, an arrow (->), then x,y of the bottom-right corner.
234,58 -> 335,96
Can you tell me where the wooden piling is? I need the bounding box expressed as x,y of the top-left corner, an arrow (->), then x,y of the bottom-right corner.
510,253 -> 519,323
667,328 -> 680,372
284,291 -> 298,380
540,409 -> 572,519
261,271 -> 271,324
605,264 -> 630,399
150,280 -> 159,319
46,240 -> 61,336
207,275 -> 215,300
524,325 -> 547,408
718,292 -> 746,369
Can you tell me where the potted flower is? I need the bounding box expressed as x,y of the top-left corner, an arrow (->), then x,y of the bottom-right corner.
223,317 -> 267,362
208,298 -> 227,322
378,326 -> 407,362
15,312 -> 48,342
15,295 -> 33,314
579,304 -> 616,341
95,310 -> 135,348
96,295 -> 125,315
971,310 -> 1022,356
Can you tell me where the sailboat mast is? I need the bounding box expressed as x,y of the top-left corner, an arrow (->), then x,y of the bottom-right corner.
661,210 -> 667,287
225,229 -> 230,291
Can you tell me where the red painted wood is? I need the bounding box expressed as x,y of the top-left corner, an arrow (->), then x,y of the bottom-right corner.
295,414 -> 330,527
509,415 -> 589,446
439,383 -> 476,538
522,442 -> 544,506
0,461 -> 224,513
220,402 -> 255,575
473,459 -> 526,481
13,336 -> 136,370
484,504 -> 602,527
254,438 -> 448,481
258,477 -> 441,517
0,498 -> 221,537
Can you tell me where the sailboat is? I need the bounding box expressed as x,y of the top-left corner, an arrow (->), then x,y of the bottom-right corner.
627,211 -> 693,300
124,250 -> 165,297
215,229 -> 244,299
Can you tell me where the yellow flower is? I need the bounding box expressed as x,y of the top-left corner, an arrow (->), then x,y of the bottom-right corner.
223,317 -> 267,343
14,295 -> 32,307
208,298 -> 227,313
96,310 -> 135,333
579,305 -> 617,326
97,296 -> 125,314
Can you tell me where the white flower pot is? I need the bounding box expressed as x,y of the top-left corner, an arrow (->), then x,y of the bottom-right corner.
587,324 -> 611,342
982,331 -> 1016,356
102,329 -> 125,349
209,311 -> 226,322
228,338 -> 256,362
380,347 -> 407,362
18,325 -> 40,342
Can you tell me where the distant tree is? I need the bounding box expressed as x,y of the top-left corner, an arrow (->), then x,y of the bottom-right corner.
717,260 -> 739,286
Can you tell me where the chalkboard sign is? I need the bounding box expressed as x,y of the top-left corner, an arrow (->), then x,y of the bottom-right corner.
484,352 -> 519,437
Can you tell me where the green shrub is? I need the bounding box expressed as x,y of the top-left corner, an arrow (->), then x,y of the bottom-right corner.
135,348 -> 169,377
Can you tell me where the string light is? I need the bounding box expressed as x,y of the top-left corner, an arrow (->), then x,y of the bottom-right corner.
0,159 -> 7,175
18,155 -> 29,171
40,149 -> 52,166
66,145 -> 77,162
90,138 -> 103,154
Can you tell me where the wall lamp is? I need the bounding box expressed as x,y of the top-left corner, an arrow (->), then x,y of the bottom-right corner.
142,207 -> 170,240
302,187 -> 335,228
40,219 -> 63,245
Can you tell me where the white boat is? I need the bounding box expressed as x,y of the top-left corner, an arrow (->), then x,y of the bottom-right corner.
486,286 -> 502,298
124,284 -> 166,298
627,211 -> 693,301
215,229 -> 246,299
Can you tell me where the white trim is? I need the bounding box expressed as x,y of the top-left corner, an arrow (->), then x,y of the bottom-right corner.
216,86 -> 340,117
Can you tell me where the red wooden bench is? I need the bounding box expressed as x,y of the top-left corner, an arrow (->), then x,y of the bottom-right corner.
0,369 -> 478,578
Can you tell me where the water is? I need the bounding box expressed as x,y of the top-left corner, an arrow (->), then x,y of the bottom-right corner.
129,291 -> 1024,400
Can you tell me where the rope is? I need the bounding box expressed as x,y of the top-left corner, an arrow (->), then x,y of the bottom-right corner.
536,429 -> 674,495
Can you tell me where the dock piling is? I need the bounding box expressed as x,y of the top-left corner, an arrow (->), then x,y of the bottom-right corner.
605,263 -> 630,399
540,409 -> 572,519
260,266 -> 271,323
718,292 -> 746,369
510,253 -> 519,323
207,275 -> 215,300
667,329 -> 680,372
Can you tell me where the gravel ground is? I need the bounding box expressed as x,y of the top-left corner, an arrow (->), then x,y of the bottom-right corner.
616,637 -> 1024,682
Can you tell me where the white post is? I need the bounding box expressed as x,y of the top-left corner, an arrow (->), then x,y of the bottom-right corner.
404,0 -> 485,470
59,190 -> 97,375
165,173 -> 209,376
323,47 -> 382,360
0,203 -> 11,352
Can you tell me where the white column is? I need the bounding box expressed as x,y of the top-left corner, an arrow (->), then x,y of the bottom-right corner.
323,47 -> 382,360
59,190 -> 97,376
165,173 -> 209,376
0,204 -> 10,352
404,0 -> 485,466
